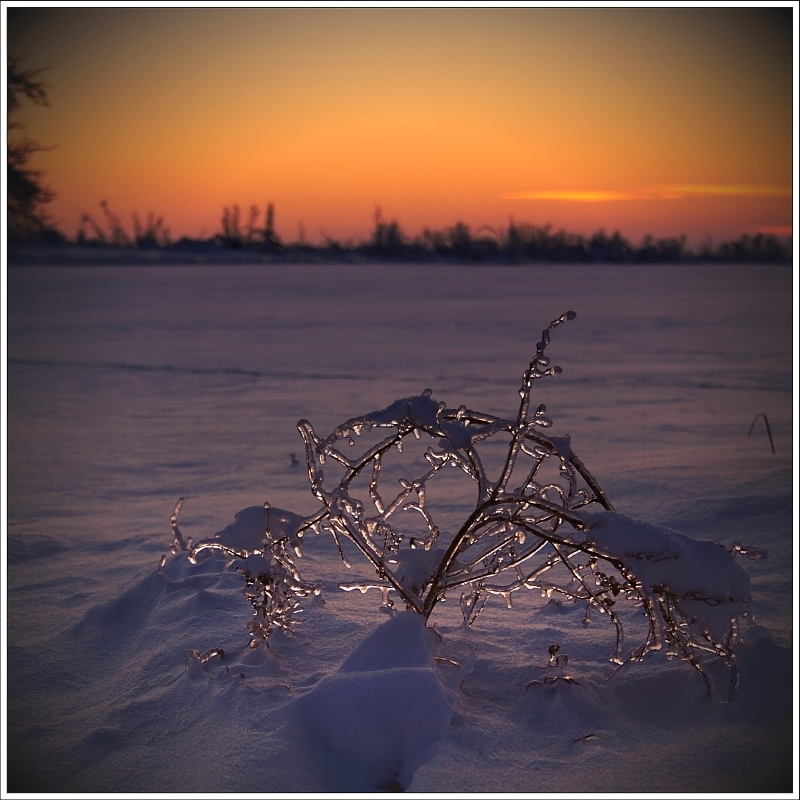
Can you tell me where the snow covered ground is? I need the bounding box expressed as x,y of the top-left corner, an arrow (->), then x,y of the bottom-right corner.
5,262 -> 796,793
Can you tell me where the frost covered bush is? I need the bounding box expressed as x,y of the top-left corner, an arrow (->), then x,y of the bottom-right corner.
173,311 -> 761,699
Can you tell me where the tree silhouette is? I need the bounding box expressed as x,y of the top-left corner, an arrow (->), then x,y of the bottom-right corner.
7,57 -> 58,242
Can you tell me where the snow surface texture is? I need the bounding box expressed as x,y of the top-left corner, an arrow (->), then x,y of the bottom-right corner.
6,263 -> 795,793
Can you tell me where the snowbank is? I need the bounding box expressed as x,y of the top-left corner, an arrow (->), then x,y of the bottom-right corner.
294,611 -> 459,790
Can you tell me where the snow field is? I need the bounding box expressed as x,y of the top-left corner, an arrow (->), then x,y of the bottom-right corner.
5,262 -> 794,792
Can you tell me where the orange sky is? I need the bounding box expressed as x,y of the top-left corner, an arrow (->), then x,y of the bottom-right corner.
5,6 -> 795,246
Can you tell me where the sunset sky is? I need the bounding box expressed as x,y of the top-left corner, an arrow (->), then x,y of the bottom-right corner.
5,6 -> 795,246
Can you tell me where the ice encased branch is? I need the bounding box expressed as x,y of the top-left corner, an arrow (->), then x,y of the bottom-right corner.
172,310 -> 756,698
181,502 -> 321,647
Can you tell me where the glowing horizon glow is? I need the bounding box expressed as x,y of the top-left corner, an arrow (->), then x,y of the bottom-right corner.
6,7 -> 794,245
503,185 -> 793,203
747,224 -> 793,236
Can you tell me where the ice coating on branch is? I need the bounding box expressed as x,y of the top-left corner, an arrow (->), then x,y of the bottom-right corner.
172,501 -> 321,647
188,504 -> 307,561
169,497 -> 191,553
172,309 -> 756,699
578,508 -> 751,670
237,547 -> 322,646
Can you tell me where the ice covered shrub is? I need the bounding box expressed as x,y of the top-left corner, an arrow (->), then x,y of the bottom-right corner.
170,502 -> 321,646
175,311 -> 758,699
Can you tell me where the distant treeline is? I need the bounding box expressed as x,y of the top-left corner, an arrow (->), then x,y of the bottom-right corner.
13,201 -> 793,264
8,62 -> 791,266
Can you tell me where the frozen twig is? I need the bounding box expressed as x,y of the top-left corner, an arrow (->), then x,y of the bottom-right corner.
748,413 -> 776,454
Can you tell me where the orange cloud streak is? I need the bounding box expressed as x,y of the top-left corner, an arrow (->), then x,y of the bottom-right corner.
502,185 -> 792,202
